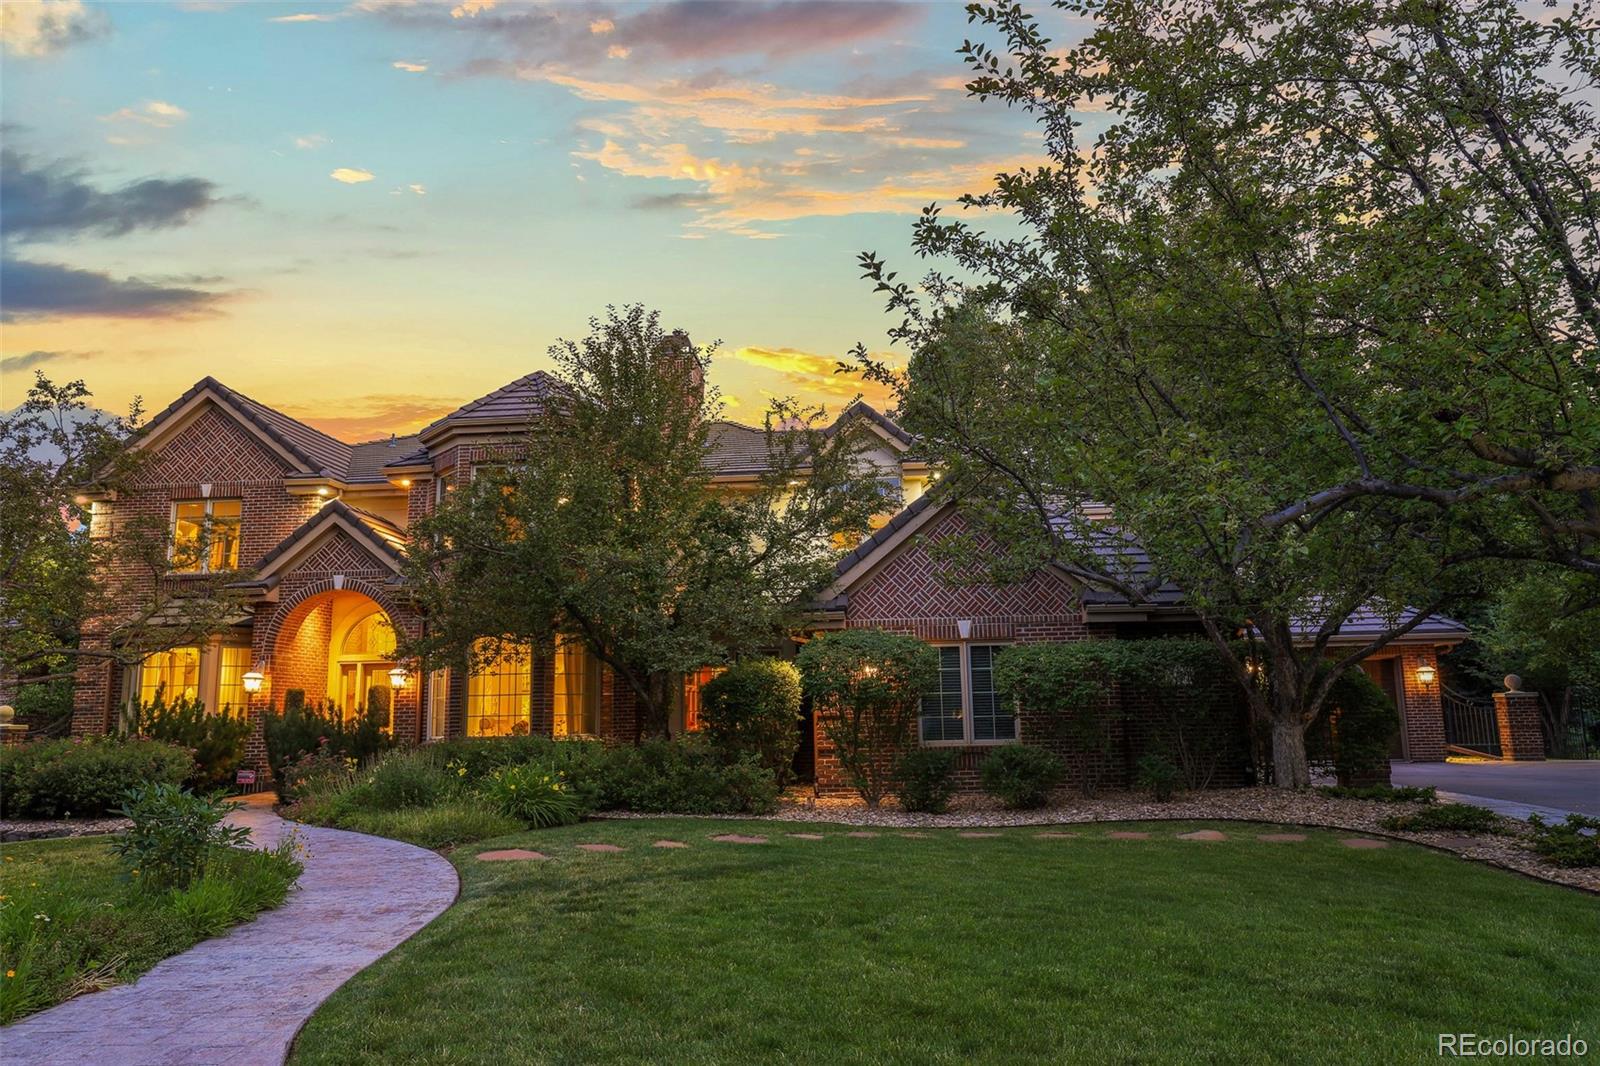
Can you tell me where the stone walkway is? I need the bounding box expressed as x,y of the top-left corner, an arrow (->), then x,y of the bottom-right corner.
4,795 -> 459,1066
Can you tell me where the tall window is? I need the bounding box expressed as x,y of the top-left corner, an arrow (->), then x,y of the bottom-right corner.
553,638 -> 600,736
215,645 -> 250,711
919,644 -> 1013,744
139,646 -> 201,705
680,667 -> 723,733
467,641 -> 532,737
427,668 -> 450,740
171,499 -> 242,573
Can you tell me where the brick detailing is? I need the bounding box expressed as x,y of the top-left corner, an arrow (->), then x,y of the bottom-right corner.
143,406 -> 292,484
1494,690 -> 1546,761
1398,647 -> 1446,762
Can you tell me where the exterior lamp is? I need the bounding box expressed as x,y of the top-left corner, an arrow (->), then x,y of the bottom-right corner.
388,666 -> 409,689
316,486 -> 331,497
242,670 -> 265,694
1415,663 -> 1437,686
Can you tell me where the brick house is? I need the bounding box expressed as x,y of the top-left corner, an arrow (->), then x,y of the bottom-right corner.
72,371 -> 1478,790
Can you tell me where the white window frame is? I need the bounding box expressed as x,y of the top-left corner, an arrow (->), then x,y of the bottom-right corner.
168,498 -> 242,574
919,642 -> 1017,747
125,638 -> 251,716
426,668 -> 451,740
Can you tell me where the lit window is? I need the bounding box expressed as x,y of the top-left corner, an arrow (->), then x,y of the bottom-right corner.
139,646 -> 201,706
919,644 -> 1013,744
216,645 -> 250,711
171,499 -> 242,573
341,611 -> 397,657
427,668 -> 450,740
467,640 -> 531,737
553,638 -> 600,736
680,667 -> 723,732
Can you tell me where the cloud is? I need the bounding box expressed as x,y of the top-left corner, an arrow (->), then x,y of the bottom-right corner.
330,167 -> 376,184
0,349 -> 97,373
100,99 -> 188,129
630,191 -> 714,211
0,147 -> 222,242
729,345 -> 895,405
392,59 -> 428,72
0,0 -> 109,57
270,12 -> 331,22
280,394 -> 467,440
588,17 -> 614,35
0,258 -> 230,320
294,133 -> 329,150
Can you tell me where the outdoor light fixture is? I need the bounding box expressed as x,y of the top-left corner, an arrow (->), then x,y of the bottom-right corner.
1415,664 -> 1437,685
957,619 -> 973,639
388,666 -> 409,689
316,486 -> 331,497
242,670 -> 265,694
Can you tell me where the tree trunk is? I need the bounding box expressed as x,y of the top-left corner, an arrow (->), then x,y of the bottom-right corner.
1270,713 -> 1311,789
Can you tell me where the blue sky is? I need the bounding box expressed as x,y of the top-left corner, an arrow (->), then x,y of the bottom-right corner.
1,1 -> 1084,438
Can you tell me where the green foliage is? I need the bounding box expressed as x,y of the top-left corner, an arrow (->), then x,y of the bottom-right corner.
124,694 -> 253,792
262,691 -> 393,796
1525,814 -> 1600,869
979,746 -> 1065,810
11,679 -> 74,725
403,304 -> 888,735
596,738 -> 779,815
797,628 -> 940,807
0,737 -> 193,818
478,764 -> 582,828
894,748 -> 958,813
431,736 -> 612,808
1315,670 -> 1399,786
1380,803 -> 1500,834
110,785 -> 252,891
1134,753 -> 1181,802
699,658 -> 802,785
362,748 -> 454,811
329,803 -> 524,850
1317,785 -> 1437,804
993,642 -> 1116,795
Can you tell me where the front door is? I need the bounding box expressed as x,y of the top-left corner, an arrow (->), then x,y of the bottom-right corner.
339,660 -> 397,726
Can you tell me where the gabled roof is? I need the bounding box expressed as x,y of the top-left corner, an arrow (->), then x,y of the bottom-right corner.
239,499 -> 407,584
127,376 -> 353,479
830,399 -> 913,447
705,401 -> 910,477
418,370 -> 566,441
348,435 -> 423,482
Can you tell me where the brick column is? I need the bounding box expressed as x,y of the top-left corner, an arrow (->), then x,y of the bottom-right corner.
1493,689 -> 1545,761
1399,647 -> 1446,761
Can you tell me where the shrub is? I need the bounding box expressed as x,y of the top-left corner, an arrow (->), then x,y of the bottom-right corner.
11,679 -> 74,725
262,690 -> 392,796
124,695 -> 253,792
332,803 -> 523,849
363,748 -> 454,811
979,745 -> 1065,809
1135,752 -> 1181,802
478,763 -> 582,827
0,737 -> 193,818
1316,669 -> 1399,787
431,736 -> 612,808
1317,784 -> 1437,804
895,748 -> 958,813
699,658 -> 802,785
1380,802 -> 1499,834
797,629 -> 940,808
277,742 -> 359,809
598,738 -> 780,815
1525,814 -> 1600,868
111,784 -> 252,890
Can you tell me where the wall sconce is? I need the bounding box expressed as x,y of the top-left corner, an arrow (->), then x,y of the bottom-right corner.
242,670 -> 265,694
1415,663 -> 1437,686
388,666 -> 409,689
316,486 -> 331,497
957,619 -> 973,640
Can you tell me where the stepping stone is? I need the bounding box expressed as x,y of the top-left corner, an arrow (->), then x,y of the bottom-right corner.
958,831 -> 1002,839
476,849 -> 549,862
576,843 -> 624,853
1177,830 -> 1227,842
787,833 -> 825,840
1035,832 -> 1080,839
846,831 -> 880,838
1340,837 -> 1388,849
1258,833 -> 1307,843
652,840 -> 689,849
1106,831 -> 1150,840
899,832 -> 928,839
710,834 -> 768,845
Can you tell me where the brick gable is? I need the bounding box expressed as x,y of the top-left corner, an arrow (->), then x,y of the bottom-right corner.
139,404 -> 293,485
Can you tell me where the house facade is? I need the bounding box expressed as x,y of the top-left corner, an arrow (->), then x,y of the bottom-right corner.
72,371 -> 1486,790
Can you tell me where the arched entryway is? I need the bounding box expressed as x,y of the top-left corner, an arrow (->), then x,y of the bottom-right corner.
267,588 -> 404,731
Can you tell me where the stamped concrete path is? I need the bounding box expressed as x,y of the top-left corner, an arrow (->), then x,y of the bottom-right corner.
3,794 -> 458,1066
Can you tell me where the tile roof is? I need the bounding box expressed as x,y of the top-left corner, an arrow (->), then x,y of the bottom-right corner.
705,402 -> 910,476
133,376 -> 353,479
242,499 -> 407,580
347,435 -> 423,482
419,370 -> 566,438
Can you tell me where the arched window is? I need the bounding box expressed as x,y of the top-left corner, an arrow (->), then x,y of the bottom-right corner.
341,610 -> 396,658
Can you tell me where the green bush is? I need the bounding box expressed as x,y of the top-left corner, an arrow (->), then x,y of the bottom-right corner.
11,679 -> 75,725
979,745 -> 1065,809
0,737 -> 193,818
1317,784 -> 1436,804
363,748 -> 454,811
1135,752 -> 1181,802
1314,669 -> 1399,786
262,689 -> 392,796
478,763 -> 582,827
124,695 -> 253,792
598,738 -> 780,815
700,658 -> 802,785
111,784 -> 252,890
797,629 -> 940,808
1525,814 -> 1600,868
895,748 -> 958,813
1380,803 -> 1499,834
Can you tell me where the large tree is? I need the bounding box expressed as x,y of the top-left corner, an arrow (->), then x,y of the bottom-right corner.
403,305 -> 888,738
859,0 -> 1597,784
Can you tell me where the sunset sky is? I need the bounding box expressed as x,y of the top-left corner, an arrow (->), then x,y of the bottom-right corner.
1,0 -> 1087,439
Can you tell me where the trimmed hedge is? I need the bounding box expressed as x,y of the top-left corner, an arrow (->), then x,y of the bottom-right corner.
699,658 -> 802,785
0,738 -> 194,818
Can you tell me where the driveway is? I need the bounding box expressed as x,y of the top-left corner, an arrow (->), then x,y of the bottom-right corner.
1391,760 -> 1600,819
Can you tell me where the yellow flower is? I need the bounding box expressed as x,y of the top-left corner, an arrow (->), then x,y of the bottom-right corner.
131,869 -> 140,877
5,970 -> 14,979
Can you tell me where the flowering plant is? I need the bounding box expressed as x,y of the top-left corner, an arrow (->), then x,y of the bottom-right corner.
478,763 -> 581,828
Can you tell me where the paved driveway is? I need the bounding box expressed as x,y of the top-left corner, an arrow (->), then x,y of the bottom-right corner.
1391,760 -> 1600,818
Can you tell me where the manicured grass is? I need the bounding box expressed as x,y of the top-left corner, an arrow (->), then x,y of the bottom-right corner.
291,820 -> 1600,1064
0,835 -> 299,1023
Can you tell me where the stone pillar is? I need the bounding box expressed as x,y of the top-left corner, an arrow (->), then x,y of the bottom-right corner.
1493,682 -> 1545,761
1399,646 -> 1446,761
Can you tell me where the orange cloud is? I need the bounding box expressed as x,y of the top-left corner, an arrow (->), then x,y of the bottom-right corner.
283,394 -> 467,441
728,346 -> 898,407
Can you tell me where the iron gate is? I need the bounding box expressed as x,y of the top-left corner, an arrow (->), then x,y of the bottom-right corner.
1441,686 -> 1501,757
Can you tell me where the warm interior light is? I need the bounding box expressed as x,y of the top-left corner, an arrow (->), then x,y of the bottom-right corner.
241,670 -> 265,693
1415,664 -> 1437,685
388,666 -> 408,689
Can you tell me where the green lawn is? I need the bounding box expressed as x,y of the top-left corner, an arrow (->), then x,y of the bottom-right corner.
291,820 -> 1600,1065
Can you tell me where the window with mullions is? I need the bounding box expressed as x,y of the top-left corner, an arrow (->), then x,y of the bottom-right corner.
919,644 -> 1014,744
553,638 -> 600,736
467,641 -> 532,737
171,499 -> 242,573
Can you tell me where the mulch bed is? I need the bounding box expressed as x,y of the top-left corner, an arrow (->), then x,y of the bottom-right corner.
0,816 -> 131,843
598,787 -> 1599,893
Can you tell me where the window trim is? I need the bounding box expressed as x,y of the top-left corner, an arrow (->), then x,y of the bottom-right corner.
919,642 -> 1017,747
168,498 -> 243,574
